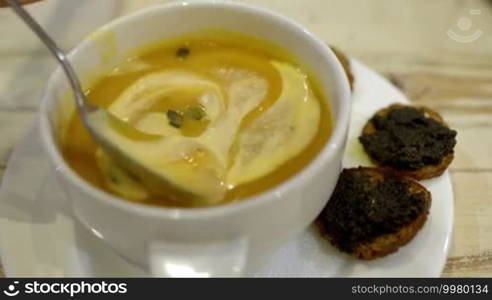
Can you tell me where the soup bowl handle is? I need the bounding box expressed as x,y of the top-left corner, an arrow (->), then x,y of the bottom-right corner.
148,237 -> 249,277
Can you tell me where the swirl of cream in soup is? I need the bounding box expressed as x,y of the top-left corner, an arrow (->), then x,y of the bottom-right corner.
91,57 -> 321,205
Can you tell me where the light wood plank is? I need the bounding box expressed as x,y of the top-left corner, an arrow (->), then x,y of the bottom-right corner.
0,111 -> 35,168
451,127 -> 492,171
385,73 -> 492,102
444,250 -> 492,277
447,172 -> 492,255
0,0 -> 126,53
0,56 -> 53,111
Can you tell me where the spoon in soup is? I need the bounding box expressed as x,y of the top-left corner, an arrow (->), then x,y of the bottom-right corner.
5,0 -> 224,204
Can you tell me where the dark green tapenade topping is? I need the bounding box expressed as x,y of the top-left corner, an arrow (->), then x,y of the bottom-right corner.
318,168 -> 427,253
359,106 -> 457,170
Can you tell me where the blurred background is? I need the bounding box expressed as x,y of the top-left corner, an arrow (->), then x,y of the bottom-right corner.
0,0 -> 491,276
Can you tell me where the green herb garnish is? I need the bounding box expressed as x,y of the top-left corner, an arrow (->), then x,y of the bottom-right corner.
167,110 -> 183,128
185,106 -> 206,121
176,47 -> 190,59
108,170 -> 120,184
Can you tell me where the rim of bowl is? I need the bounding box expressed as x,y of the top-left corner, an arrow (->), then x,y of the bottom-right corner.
39,0 -> 351,220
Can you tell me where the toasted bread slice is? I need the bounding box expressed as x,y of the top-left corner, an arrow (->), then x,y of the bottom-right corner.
330,46 -> 354,90
360,104 -> 456,180
317,167 -> 431,260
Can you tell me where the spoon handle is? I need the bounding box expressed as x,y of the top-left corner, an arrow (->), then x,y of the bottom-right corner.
5,0 -> 89,112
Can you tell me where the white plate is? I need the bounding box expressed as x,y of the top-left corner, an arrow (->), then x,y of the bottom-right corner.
0,61 -> 453,277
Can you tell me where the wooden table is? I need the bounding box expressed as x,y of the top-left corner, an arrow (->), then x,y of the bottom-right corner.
0,0 -> 491,277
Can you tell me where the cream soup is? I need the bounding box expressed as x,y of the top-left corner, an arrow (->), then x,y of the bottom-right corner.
62,31 -> 332,207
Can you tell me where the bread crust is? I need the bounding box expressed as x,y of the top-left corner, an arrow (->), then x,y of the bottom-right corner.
361,104 -> 454,180
330,46 -> 354,91
317,167 -> 431,260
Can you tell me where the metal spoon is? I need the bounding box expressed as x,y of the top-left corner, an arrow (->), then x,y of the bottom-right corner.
6,0 -> 200,202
